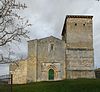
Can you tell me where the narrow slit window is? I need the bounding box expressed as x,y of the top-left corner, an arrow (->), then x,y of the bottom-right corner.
51,44 -> 54,51
75,23 -> 77,26
83,24 -> 85,26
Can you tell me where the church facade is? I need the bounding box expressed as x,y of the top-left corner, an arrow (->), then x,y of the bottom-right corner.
10,15 -> 95,84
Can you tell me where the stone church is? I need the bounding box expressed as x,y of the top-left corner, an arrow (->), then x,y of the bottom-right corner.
10,15 -> 95,84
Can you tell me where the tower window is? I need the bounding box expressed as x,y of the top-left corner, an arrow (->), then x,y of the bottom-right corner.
83,24 -> 85,26
75,23 -> 77,26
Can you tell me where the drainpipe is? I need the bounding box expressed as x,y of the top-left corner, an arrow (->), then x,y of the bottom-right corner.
36,40 -> 38,81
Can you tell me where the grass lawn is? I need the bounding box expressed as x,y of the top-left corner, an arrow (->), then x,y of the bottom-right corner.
1,79 -> 100,92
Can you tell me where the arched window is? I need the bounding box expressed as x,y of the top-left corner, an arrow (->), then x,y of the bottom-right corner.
51,44 -> 54,51
48,69 -> 54,80
48,44 -> 54,52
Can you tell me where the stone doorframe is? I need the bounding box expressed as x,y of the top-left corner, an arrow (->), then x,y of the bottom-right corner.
47,65 -> 58,80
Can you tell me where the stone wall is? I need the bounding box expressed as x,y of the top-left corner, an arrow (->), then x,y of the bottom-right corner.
10,60 -> 27,84
66,17 -> 93,48
66,49 -> 94,70
62,16 -> 95,79
36,36 -> 66,81
27,58 -> 37,82
66,49 -> 95,79
27,40 -> 38,82
67,70 -> 95,79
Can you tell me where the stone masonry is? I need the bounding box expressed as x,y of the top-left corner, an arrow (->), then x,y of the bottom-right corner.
10,15 -> 95,84
62,15 -> 95,79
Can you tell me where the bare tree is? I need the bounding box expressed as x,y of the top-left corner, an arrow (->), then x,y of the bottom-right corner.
0,0 -> 31,63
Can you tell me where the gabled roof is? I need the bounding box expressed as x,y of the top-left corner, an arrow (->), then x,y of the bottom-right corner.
28,36 -> 63,43
61,15 -> 93,36
39,36 -> 62,41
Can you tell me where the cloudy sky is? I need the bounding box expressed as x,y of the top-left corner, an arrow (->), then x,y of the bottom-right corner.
1,0 -> 100,75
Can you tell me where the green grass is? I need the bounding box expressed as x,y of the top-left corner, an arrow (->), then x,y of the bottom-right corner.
1,79 -> 100,92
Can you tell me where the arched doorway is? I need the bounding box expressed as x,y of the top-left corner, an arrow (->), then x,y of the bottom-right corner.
48,69 -> 54,80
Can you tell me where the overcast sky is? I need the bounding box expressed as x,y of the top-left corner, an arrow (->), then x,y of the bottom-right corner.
0,0 -> 100,75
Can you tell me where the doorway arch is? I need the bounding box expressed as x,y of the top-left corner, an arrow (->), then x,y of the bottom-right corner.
48,69 -> 54,80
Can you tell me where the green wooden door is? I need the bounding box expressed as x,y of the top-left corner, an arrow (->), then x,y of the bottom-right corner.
48,69 -> 54,80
